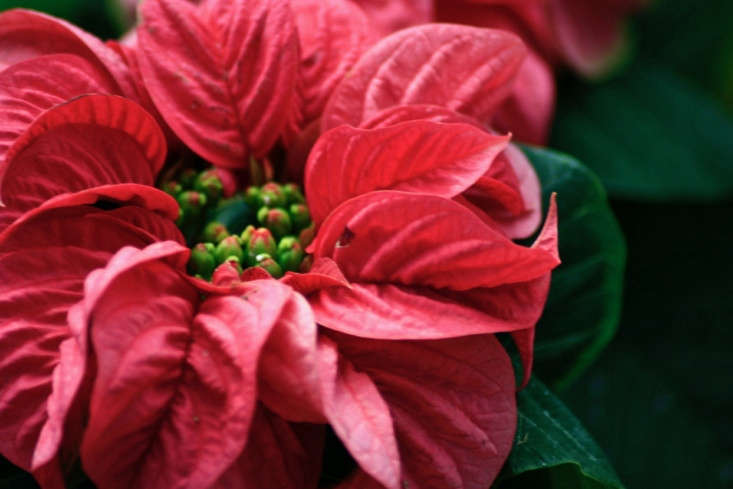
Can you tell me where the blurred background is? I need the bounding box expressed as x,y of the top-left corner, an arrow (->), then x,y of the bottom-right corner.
0,0 -> 731,488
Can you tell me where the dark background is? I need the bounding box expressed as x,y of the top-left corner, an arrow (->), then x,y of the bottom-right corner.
550,3 -> 733,488
0,0 -> 731,488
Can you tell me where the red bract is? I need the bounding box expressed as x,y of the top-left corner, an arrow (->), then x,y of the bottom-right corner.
0,9 -> 173,147
316,24 -> 544,238
68,244 -> 325,489
275,118 -> 560,487
353,0 -> 646,78
0,1 -> 561,488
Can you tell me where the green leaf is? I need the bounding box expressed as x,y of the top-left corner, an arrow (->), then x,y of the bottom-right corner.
495,377 -> 624,489
0,0 -> 123,39
551,63 -> 733,202
521,146 -> 626,389
0,0 -> 79,19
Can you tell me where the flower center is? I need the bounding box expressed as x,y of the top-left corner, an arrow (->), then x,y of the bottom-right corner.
161,168 -> 313,280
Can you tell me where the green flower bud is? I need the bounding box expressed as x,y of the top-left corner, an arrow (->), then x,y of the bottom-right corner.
214,235 -> 243,264
240,225 -> 256,244
260,182 -> 286,208
202,221 -> 229,243
247,227 -> 277,264
257,206 -> 270,224
179,168 -> 198,188
177,191 -> 207,217
194,170 -> 223,201
175,208 -> 185,227
162,180 -> 182,197
188,243 -> 216,279
289,203 -> 311,231
282,183 -> 305,204
254,253 -> 283,278
243,186 -> 262,208
298,222 -> 316,247
277,236 -> 304,272
262,208 -> 292,239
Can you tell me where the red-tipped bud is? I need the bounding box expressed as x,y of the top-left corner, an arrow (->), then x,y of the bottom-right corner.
282,183 -> 305,204
254,253 -> 283,278
260,182 -> 287,208
240,225 -> 256,244
194,170 -> 223,201
277,236 -> 304,272
177,191 -> 207,216
188,242 -> 217,279
247,228 -> 277,263
261,208 -> 292,239
289,203 -> 311,231
244,186 -> 262,208
202,221 -> 229,243
162,180 -> 182,197
214,235 -> 243,264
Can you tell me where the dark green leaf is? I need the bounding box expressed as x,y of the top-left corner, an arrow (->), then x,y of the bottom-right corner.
522,146 -> 626,388
636,0 -> 733,111
495,377 -> 624,489
551,64 -> 733,202
0,0 -> 123,39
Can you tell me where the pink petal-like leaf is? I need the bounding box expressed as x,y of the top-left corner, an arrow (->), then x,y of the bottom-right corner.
0,54 -> 117,163
213,405 -> 324,489
281,257 -> 350,295
330,331 -> 517,489
322,24 -> 526,131
313,191 -> 557,288
292,0 -> 375,124
79,268 -> 311,489
309,191 -> 558,340
0,199 -> 182,483
136,0 -> 299,167
462,143 -> 542,239
0,94 -> 166,215
258,293 -> 325,423
550,0 -> 635,77
0,9 -> 135,95
361,103 -> 483,129
350,0 -> 433,35
492,50 -> 554,144
306,121 -> 508,225
317,336 -> 401,489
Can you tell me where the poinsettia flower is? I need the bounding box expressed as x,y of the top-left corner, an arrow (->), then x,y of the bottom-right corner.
0,1 -> 561,488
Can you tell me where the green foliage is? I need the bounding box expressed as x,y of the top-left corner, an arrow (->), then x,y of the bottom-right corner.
561,200 -> 733,489
522,146 -> 626,389
551,64 -> 733,202
495,377 -> 624,489
0,0 -> 123,39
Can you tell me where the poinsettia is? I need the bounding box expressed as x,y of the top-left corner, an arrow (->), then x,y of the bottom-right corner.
0,0 -> 560,488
